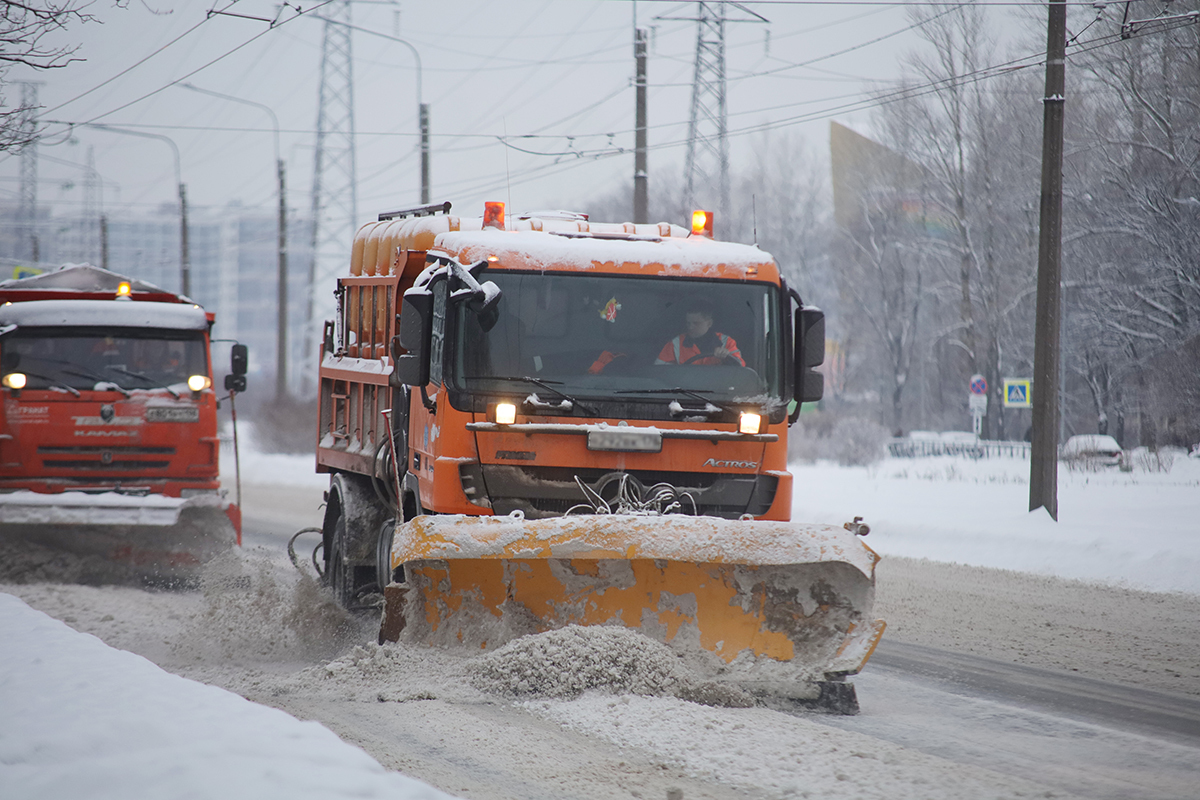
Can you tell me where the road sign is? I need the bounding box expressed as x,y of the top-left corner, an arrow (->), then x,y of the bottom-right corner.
1003,378 -> 1032,408
969,374 -> 988,395
969,393 -> 988,412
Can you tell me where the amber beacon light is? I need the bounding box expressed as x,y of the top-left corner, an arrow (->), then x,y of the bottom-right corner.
691,209 -> 713,238
483,201 -> 506,230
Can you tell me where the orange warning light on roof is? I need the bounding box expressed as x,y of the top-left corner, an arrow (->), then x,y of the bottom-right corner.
116,281 -> 132,298
483,201 -> 506,230
691,209 -> 713,238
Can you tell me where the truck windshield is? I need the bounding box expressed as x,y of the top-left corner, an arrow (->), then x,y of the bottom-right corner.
1,328 -> 208,392
451,272 -> 784,402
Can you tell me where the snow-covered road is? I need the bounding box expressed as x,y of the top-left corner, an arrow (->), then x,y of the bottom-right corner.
3,451 -> 1199,799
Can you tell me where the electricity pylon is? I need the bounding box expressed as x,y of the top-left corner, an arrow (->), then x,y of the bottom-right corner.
305,0 -> 358,393
656,3 -> 766,231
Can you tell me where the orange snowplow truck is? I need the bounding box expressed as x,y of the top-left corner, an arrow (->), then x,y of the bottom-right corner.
315,202 -> 883,712
0,265 -> 246,583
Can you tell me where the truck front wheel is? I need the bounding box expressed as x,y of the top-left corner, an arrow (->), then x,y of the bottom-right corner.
323,473 -> 389,609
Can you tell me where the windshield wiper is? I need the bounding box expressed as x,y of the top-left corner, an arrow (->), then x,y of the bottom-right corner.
21,357 -> 134,398
106,366 -> 181,399
62,370 -> 133,398
615,387 -> 727,413
467,375 -> 599,415
16,371 -> 82,397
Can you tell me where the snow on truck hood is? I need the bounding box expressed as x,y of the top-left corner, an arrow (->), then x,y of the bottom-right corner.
0,299 -> 209,330
431,229 -> 779,280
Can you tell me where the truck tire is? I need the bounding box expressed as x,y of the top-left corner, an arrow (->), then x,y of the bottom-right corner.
329,511 -> 355,607
323,473 -> 390,609
375,516 -> 396,592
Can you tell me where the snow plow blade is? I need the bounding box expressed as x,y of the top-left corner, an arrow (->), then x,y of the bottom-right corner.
381,514 -> 885,680
0,491 -> 239,584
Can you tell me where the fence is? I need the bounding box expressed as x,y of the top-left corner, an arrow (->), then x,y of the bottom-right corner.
886,439 -> 1031,459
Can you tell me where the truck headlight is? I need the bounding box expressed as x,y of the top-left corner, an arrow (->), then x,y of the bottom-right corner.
739,412 -> 762,435
494,402 -> 517,425
187,375 -> 211,392
2,372 -> 27,390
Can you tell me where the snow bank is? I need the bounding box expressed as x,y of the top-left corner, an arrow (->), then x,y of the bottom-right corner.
0,593 -> 460,800
791,454 -> 1200,595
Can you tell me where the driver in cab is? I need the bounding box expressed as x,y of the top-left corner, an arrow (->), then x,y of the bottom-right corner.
656,300 -> 745,367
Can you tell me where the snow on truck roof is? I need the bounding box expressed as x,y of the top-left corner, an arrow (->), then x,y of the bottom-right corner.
0,299 -> 209,330
431,229 -> 780,281
0,264 -> 180,298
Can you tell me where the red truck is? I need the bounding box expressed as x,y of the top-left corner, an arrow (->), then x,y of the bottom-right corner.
0,264 -> 246,584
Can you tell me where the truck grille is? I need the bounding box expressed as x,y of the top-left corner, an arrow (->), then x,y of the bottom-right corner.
479,464 -> 778,520
40,460 -> 172,470
37,446 -> 175,472
38,446 -> 175,455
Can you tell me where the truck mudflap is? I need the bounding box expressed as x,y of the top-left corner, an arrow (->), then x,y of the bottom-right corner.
0,491 -> 238,584
381,513 -> 885,680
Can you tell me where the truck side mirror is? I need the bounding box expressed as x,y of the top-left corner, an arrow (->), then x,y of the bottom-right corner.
390,290 -> 432,387
225,343 -> 248,393
794,306 -> 824,406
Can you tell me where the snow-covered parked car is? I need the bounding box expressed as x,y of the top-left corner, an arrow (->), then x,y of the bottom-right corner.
1061,434 -> 1123,467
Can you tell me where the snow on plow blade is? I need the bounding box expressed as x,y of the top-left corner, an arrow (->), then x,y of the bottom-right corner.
381,514 -> 885,679
0,491 -> 238,584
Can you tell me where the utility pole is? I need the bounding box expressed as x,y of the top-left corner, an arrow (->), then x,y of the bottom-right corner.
179,183 -> 191,297
277,158 -> 289,398
634,27 -> 648,224
18,82 -> 39,264
420,102 -> 430,203
100,215 -> 109,271
1029,0 -> 1067,520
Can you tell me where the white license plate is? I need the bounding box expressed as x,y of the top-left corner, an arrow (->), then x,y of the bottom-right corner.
146,406 -> 200,423
587,429 -> 662,452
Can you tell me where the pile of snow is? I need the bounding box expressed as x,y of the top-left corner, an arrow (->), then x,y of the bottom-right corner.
0,593 -> 459,800
468,625 -> 755,707
471,625 -> 685,699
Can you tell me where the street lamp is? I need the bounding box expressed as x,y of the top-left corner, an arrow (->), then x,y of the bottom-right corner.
86,123 -> 190,296
181,83 -> 290,401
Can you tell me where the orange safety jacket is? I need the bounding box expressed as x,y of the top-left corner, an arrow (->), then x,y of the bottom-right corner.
656,332 -> 745,367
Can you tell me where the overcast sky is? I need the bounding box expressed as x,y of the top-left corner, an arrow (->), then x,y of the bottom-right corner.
1,0 -> 1032,227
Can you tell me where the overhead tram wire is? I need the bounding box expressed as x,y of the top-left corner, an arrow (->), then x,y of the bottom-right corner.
446,13 -> 1185,183
38,1 -> 339,139
43,0 -> 247,116
49,8 -> 1186,185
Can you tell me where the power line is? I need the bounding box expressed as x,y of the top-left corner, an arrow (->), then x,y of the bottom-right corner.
42,0 -> 245,116
39,1 -> 337,138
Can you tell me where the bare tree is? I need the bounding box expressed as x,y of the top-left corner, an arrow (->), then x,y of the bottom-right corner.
1,1 -> 104,150
1065,6 -> 1200,443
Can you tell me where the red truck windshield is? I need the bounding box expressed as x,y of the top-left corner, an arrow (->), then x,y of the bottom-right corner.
450,271 -> 785,402
1,328 -> 208,392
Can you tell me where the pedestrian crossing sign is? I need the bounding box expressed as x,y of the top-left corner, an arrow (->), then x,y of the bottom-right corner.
1003,378 -> 1032,408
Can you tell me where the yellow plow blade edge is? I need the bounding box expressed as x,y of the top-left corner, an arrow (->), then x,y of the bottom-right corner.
383,514 -> 885,678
